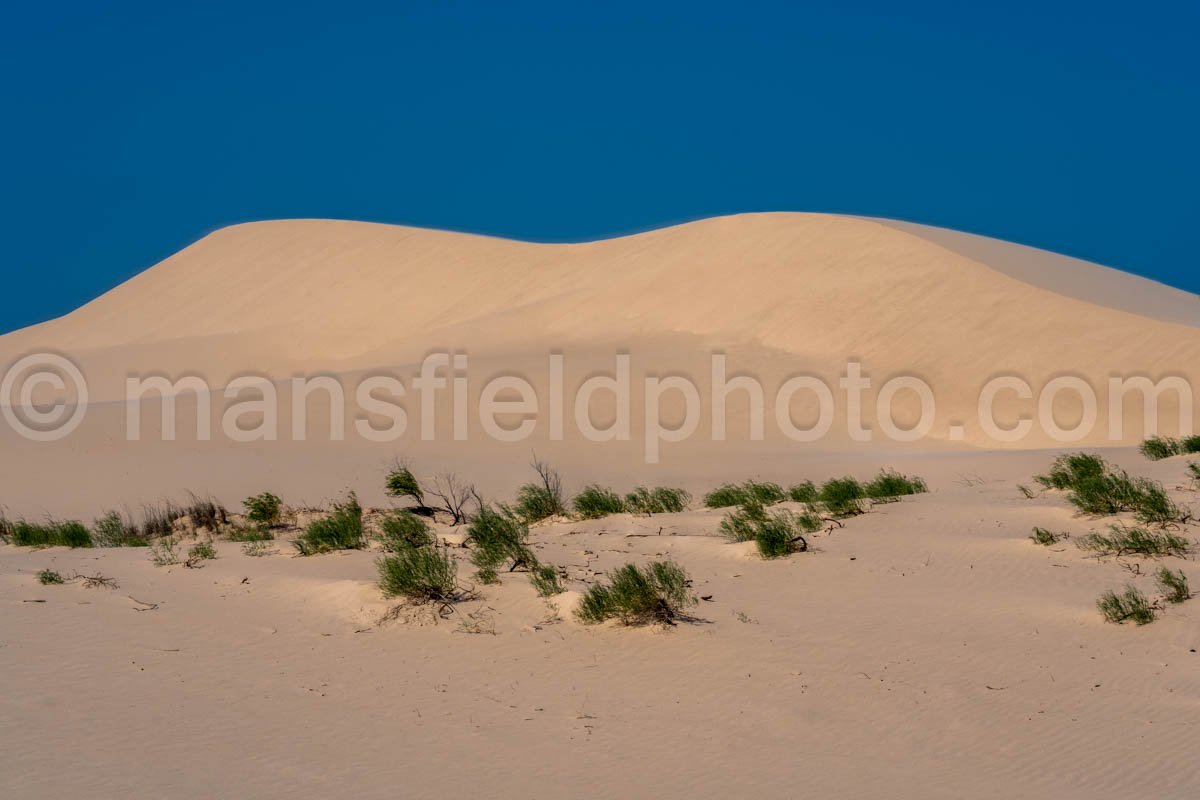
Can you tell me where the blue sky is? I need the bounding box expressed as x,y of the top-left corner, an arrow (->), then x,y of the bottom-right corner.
2,0 -> 1197,334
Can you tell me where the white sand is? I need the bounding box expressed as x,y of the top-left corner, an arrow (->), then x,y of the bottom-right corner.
2,215 -> 1199,798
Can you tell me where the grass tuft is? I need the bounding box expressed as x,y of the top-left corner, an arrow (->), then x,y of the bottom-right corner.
818,477 -> 866,517
36,569 -> 65,585
187,541 -> 217,562
1030,527 -> 1064,546
864,470 -> 928,501
293,493 -> 365,555
1155,566 -> 1190,604
530,564 -> 565,596
1097,586 -> 1156,625
92,511 -> 148,547
1075,524 -> 1190,558
467,506 -> 537,572
242,492 -> 282,526
703,481 -> 785,508
377,545 -> 460,603
787,481 -> 818,503
10,519 -> 93,548
575,560 -> 696,626
624,486 -> 690,514
573,485 -> 626,519
149,538 -> 180,566
1035,453 -> 1189,523
377,510 -> 436,552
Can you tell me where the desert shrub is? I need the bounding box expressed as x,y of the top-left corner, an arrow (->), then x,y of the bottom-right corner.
377,545 -> 460,603
753,509 -> 819,559
37,569 -> 65,585
293,493 -> 365,555
139,501 -> 184,539
720,500 -> 769,543
474,566 -> 501,585
530,564 -> 564,597
227,525 -> 273,542
467,506 -> 537,572
149,538 -> 180,566
704,481 -> 785,508
511,457 -> 566,522
188,541 -> 217,561
705,483 -> 748,508
242,492 -> 282,526
576,561 -> 696,625
788,481 -> 818,503
184,494 -> 227,532
1140,436 -> 1182,461
625,486 -> 690,514
864,470 -> 928,500
377,510 -> 435,552
241,541 -> 273,557
1189,462 -> 1200,482
574,485 -> 626,519
819,477 -> 866,516
1076,524 -> 1190,558
1037,453 -> 1188,523
1182,435 -> 1200,454
1097,586 -> 1156,625
10,519 -> 93,548
1155,567 -> 1190,604
1030,527 -> 1064,546
384,463 -> 425,505
92,511 -> 148,547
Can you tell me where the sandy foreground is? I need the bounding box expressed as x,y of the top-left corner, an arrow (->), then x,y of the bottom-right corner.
3,449 -> 1198,799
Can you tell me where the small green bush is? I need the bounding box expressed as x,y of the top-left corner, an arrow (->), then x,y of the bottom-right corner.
378,510 -> 435,551
384,463 -> 425,505
1188,462 -> 1200,482
719,500 -> 769,543
188,541 -> 217,561
227,525 -> 273,542
377,545 -> 459,603
293,493 -> 365,555
149,538 -> 180,566
139,501 -> 184,539
183,494 -> 227,531
1036,453 -> 1106,490
574,485 -> 626,519
704,483 -> 748,508
625,486 -> 690,514
512,483 -> 564,523
704,480 -> 785,508
1155,567 -> 1190,604
93,511 -> 148,547
1076,524 -> 1190,558
819,477 -> 866,516
1030,527 -> 1063,546
1097,586 -> 1156,625
530,564 -> 564,597
575,560 -> 696,626
474,566 -> 501,585
752,509 -> 819,559
1182,435 -> 1200,454
787,481 -> 818,503
37,569 -> 65,585
242,492 -> 282,526
864,470 -> 928,500
467,506 -> 537,572
1140,436 -> 1182,460
10,519 -> 93,548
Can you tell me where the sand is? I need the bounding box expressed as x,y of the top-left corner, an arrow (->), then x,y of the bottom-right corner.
2,215 -> 1199,798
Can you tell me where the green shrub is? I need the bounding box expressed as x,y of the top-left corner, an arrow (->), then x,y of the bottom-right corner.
819,477 -> 866,516
293,493 -> 365,555
37,569 -> 65,585
864,470 -> 928,500
1097,586 -> 1156,625
242,492 -> 282,526
377,545 -> 459,603
377,510 -> 435,551
467,506 -> 537,572
227,525 -> 273,542
530,564 -> 564,597
139,501 -> 184,539
93,511 -> 148,547
1140,436 -> 1182,460
511,457 -> 566,522
575,560 -> 696,626
1182,435 -> 1200,454
704,480 -> 785,508
1189,462 -> 1200,482
719,500 -> 769,543
625,486 -> 690,514
1036,453 -> 1188,523
149,538 -> 180,566
188,541 -> 217,561
1076,524 -> 1190,558
1036,453 -> 1106,490
574,485 -> 626,519
787,481 -> 818,503
753,509 -> 819,559
1030,527 -> 1063,546
384,463 -> 425,505
474,566 -> 501,585
183,494 -> 227,531
1155,567 -> 1190,604
10,519 -> 93,548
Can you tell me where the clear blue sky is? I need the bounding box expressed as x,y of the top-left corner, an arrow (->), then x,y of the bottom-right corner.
2,0 -> 1197,334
